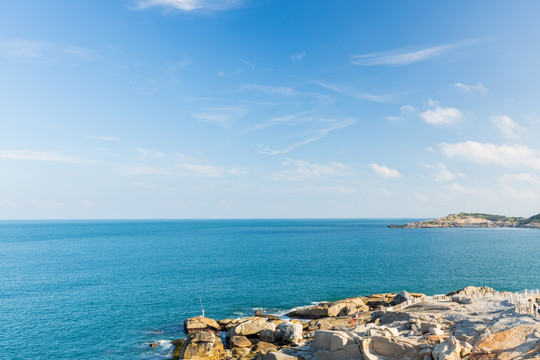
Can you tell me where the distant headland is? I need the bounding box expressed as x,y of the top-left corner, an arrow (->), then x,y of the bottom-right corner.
389,212 -> 540,229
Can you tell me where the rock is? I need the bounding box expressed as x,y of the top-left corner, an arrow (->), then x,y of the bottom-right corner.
262,351 -> 298,360
259,329 -> 275,343
412,322 -> 441,334
451,295 -> 473,304
329,332 -> 352,351
184,316 -> 220,333
312,330 -> 335,350
229,335 -> 252,348
276,322 -> 303,344
472,324 -> 540,360
252,341 -> 278,355
288,298 -> 368,318
229,320 -> 275,337
393,291 -> 413,305
307,317 -> 361,331
217,319 -> 236,331
432,336 -> 462,360
384,327 -> 400,337
427,335 -> 447,344
372,311 -> 411,325
429,327 -> 444,336
361,335 -> 423,360
179,331 -> 225,360
315,344 -> 362,360
149,342 -> 159,348
447,286 -> 495,297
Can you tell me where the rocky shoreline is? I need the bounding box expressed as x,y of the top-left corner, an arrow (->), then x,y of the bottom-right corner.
389,213 -> 540,229
164,286 -> 540,360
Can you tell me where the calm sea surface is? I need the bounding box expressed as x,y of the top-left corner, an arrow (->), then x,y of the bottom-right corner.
0,219 -> 539,359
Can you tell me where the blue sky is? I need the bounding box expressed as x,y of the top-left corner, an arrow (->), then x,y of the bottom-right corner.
1,0 -> 540,219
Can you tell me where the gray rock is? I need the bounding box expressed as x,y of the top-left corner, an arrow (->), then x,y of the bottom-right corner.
393,291 -> 412,305
329,332 -> 352,351
276,322 -> 303,344
432,336 -> 462,360
260,329 -> 275,343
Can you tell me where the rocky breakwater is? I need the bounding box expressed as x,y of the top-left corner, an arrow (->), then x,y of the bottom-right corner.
167,286 -> 540,360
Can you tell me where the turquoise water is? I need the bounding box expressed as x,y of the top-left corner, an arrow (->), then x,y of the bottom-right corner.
0,219 -> 539,359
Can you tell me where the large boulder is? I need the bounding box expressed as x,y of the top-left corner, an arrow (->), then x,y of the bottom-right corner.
472,324 -> 540,360
276,322 -> 303,344
307,316 -> 368,332
179,331 -> 225,360
393,291 -> 412,306
228,319 -> 275,337
184,316 -> 220,333
252,341 -> 278,355
288,298 -> 369,318
259,329 -> 275,343
361,335 -> 423,360
451,295 -> 473,304
229,335 -> 252,349
432,336 -> 462,360
447,286 -> 495,297
262,351 -> 298,360
314,344 -> 362,360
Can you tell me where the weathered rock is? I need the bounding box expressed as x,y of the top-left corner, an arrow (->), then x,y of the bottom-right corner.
315,344 -> 362,360
394,291 -> 413,305
252,341 -> 278,355
262,351 -> 298,360
447,286 -> 495,297
184,316 -> 220,333
259,329 -> 275,343
451,295 -> 473,304
307,317 -> 361,331
329,332 -> 353,351
229,335 -> 252,348
288,298 -> 369,318
276,322 -> 303,344
361,335 -> 422,360
312,330 -> 335,350
432,336 -> 462,360
179,331 -> 225,360
372,311 -> 411,325
429,327 -> 444,336
229,320 -> 275,337
411,322 -> 441,334
472,324 -> 540,360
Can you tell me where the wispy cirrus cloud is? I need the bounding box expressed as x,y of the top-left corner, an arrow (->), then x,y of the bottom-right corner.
246,111 -> 313,133
85,135 -> 121,142
351,40 -> 474,66
313,81 -> 390,102
290,51 -> 306,64
134,148 -> 164,161
369,163 -> 402,178
260,118 -> 355,155
239,84 -> 298,96
441,141 -> 540,170
132,0 -> 246,12
0,150 -> 93,164
454,82 -> 488,93
194,105 -> 249,128
0,39 -> 98,61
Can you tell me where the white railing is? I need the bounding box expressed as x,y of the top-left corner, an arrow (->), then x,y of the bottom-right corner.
379,289 -> 539,317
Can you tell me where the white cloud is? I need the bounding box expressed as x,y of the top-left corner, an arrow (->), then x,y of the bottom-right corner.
134,148 -> 164,161
132,0 -> 245,12
313,81 -> 389,102
420,106 -> 462,127
491,115 -> 523,139
400,105 -> 416,114
445,182 -> 478,195
194,105 -> 248,128
182,164 -> 224,178
0,39 -> 97,61
260,118 -> 355,155
2,198 -> 16,207
290,51 -> 306,63
454,82 -> 487,93
85,135 -> 120,142
441,141 -> 540,170
369,164 -> 402,178
0,150 -> 91,164
282,159 -> 346,178
239,84 -> 297,96
350,41 -> 471,66
246,111 -> 313,132
499,173 -> 540,184
385,116 -> 404,122
429,163 -> 458,182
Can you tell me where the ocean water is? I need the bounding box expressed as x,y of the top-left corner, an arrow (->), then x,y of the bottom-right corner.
0,219 -> 539,359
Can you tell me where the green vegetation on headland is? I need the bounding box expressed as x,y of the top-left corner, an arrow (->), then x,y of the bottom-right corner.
389,212 -> 540,228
